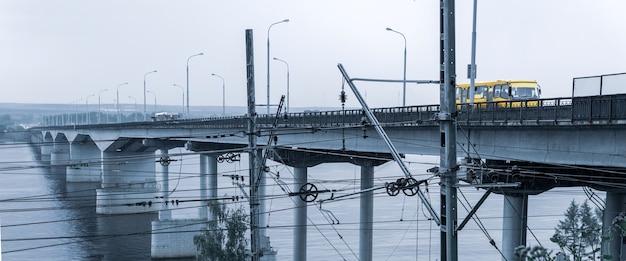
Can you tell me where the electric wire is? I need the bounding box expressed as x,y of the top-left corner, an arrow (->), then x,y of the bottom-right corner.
4,111 -> 624,258
457,188 -> 507,260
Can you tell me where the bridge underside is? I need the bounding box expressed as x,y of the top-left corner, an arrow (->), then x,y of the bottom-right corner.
463,159 -> 626,195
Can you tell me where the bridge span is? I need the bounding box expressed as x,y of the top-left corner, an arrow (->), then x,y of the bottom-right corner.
29,93 -> 626,260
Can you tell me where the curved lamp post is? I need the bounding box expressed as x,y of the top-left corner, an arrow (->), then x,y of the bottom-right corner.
272,57 -> 289,114
98,89 -> 108,124
211,74 -> 225,116
116,82 -> 128,123
128,96 -> 137,122
173,84 -> 185,115
186,53 -> 204,118
74,98 -> 83,125
386,27 -> 407,106
267,19 -> 289,114
147,90 -> 157,117
85,94 -> 95,124
143,70 -> 157,121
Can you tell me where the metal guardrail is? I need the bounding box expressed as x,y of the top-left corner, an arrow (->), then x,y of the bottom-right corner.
33,94 -> 626,131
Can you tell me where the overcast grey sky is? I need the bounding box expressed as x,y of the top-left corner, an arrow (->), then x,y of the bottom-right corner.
1,0 -> 625,109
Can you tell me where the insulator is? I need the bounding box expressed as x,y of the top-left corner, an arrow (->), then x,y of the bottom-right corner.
339,90 -> 347,103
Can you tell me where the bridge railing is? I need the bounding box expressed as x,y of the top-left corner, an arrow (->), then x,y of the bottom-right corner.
34,94 -> 626,131
457,94 -> 626,125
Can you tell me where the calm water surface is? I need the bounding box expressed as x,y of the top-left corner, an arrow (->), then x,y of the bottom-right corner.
0,142 -> 600,260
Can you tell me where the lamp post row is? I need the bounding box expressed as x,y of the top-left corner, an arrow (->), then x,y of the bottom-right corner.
78,18 -> 295,123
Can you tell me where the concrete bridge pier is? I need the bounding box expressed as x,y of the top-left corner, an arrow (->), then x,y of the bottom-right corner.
40,132 -> 53,163
270,148 -> 393,261
96,148 -> 159,214
293,166 -> 308,261
359,160 -> 375,261
67,136 -> 102,182
151,148 -> 205,260
50,134 -> 70,175
602,192 -> 625,261
157,148 -> 172,220
501,194 -> 528,261
199,153 -> 218,220
151,142 -> 232,260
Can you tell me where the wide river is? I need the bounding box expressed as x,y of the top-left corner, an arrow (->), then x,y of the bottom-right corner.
0,141 -> 602,260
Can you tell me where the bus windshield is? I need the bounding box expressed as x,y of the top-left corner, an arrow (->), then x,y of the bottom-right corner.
511,87 -> 539,99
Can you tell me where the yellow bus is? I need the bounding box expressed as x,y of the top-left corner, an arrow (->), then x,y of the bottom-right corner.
456,80 -> 541,107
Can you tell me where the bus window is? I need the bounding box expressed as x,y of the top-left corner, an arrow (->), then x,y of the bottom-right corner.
511,87 -> 539,99
475,85 -> 487,99
494,84 -> 509,99
517,88 -> 538,98
501,85 -> 510,98
456,87 -> 465,102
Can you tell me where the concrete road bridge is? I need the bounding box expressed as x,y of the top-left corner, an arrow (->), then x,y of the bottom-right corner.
28,93 -> 626,260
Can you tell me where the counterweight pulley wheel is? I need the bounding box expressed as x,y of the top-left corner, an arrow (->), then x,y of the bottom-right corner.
385,182 -> 401,196
299,183 -> 319,202
402,177 -> 419,196
159,156 -> 171,166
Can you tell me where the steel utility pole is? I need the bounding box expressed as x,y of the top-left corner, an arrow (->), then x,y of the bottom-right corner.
440,1 -> 458,260
245,28 -> 262,261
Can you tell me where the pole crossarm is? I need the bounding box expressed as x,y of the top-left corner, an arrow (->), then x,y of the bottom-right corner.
350,78 -> 439,84
337,63 -> 440,225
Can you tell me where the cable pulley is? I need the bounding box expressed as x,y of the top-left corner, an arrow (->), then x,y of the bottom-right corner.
287,182 -> 333,202
299,183 -> 318,202
217,152 -> 241,163
156,156 -> 177,166
385,177 -> 420,197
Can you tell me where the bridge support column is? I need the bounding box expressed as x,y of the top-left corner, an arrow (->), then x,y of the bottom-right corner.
359,161 -> 374,261
67,138 -> 101,182
158,149 -> 172,220
502,194 -> 528,261
151,147 -> 203,260
293,166 -> 308,261
199,154 -> 217,220
97,150 -> 159,214
50,135 -> 70,175
51,136 -> 70,164
208,154 -> 218,219
602,192 -> 625,261
270,148 -> 392,261
40,133 -> 53,164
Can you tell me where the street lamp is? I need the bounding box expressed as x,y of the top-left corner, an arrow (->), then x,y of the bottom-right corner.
98,89 -> 108,124
147,90 -> 157,117
128,96 -> 137,122
74,98 -> 83,125
85,94 -> 95,124
386,27 -> 407,106
143,70 -> 157,121
186,52 -> 204,118
272,57 -> 290,114
210,74 -> 226,116
267,19 -> 289,114
116,82 -> 128,123
173,84 -> 185,116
